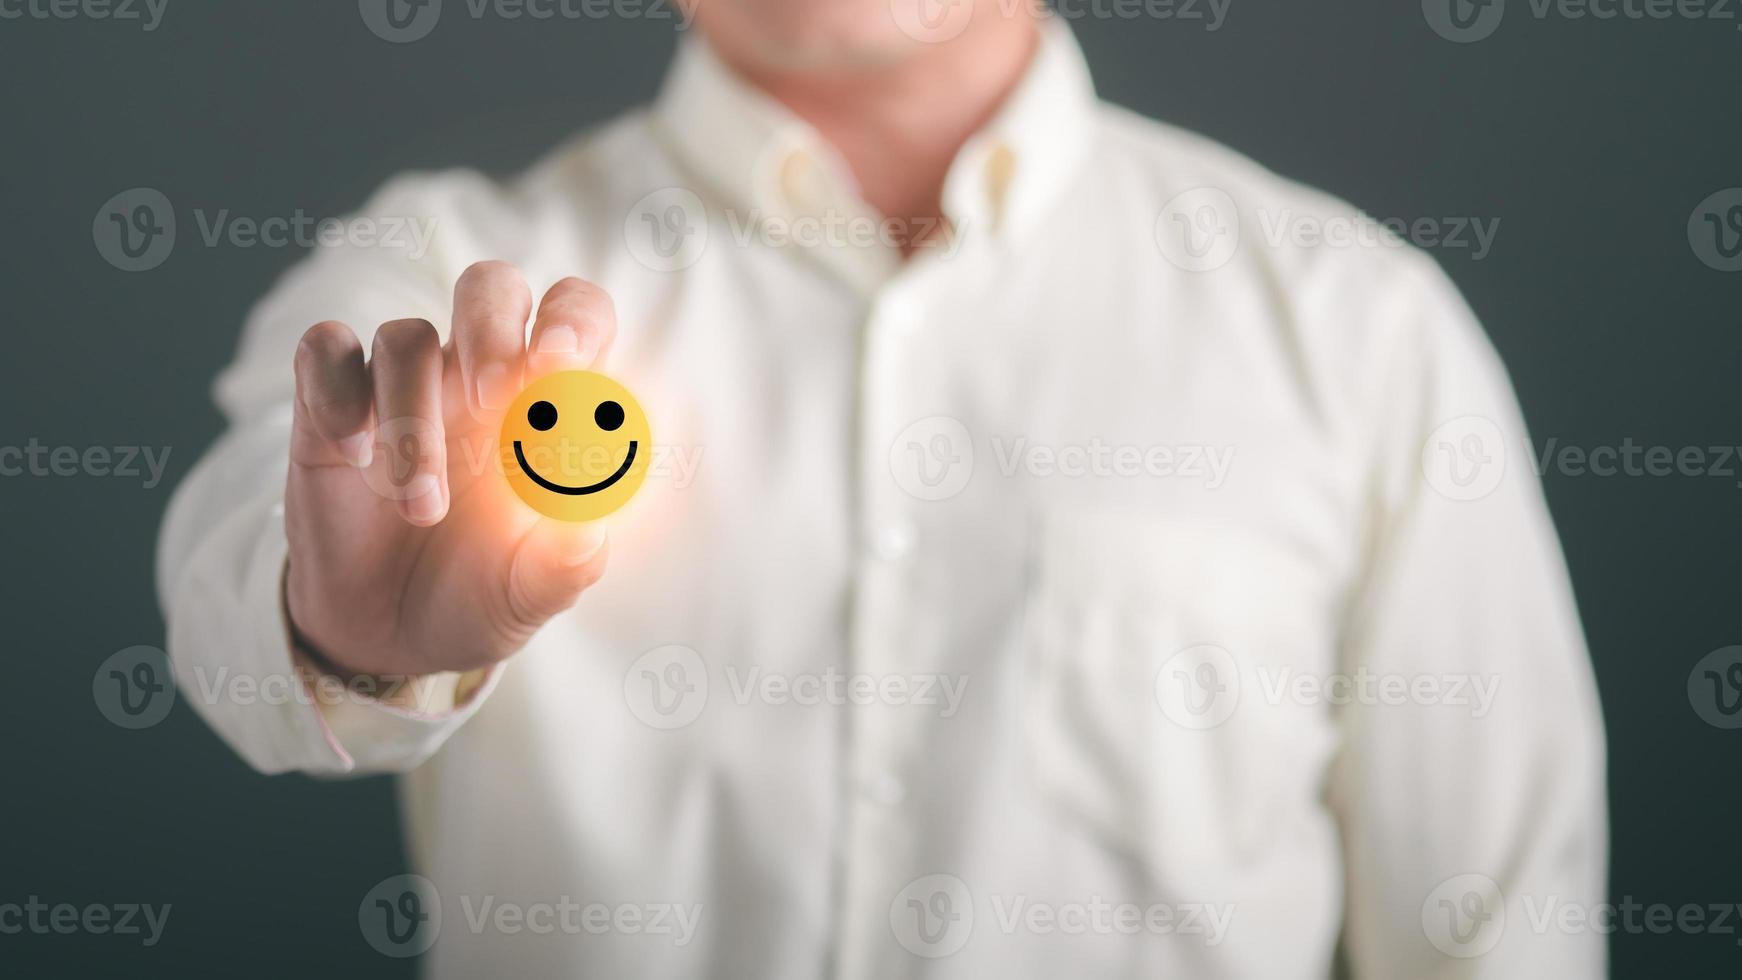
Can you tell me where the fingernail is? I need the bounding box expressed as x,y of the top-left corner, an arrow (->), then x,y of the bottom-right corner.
536,324 -> 579,354
574,333 -> 600,366
339,432 -> 373,469
403,474 -> 444,523
557,524 -> 608,567
533,325 -> 594,373
476,362 -> 516,412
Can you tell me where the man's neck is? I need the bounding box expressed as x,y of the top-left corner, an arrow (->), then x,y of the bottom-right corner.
712,15 -> 1041,252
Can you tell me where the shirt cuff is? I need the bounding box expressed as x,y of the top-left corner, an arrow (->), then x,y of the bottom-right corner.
298,645 -> 500,774
168,489 -> 499,776
279,570 -> 502,776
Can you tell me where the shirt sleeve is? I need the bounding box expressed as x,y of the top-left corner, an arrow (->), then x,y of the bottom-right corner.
155,170 -> 508,776
1327,254 -> 1608,977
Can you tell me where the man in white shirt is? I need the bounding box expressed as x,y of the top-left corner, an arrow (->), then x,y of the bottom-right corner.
157,0 -> 1607,976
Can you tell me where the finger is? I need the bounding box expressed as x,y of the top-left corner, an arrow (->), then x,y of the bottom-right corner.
527,276 -> 617,377
370,318 -> 448,526
452,260 -> 533,422
292,321 -> 373,468
506,520 -> 610,625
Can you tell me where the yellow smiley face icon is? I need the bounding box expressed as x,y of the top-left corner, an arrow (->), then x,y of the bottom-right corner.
500,370 -> 651,522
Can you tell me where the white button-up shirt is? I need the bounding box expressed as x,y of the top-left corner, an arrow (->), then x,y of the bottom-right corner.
159,20 -> 1606,979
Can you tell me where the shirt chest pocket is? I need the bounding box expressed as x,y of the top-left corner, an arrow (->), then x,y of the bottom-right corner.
1020,507 -> 1341,875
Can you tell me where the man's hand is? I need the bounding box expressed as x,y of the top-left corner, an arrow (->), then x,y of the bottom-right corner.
284,261 -> 618,678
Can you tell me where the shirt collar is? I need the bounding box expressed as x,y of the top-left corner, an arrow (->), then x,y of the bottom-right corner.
649,18 -> 1096,288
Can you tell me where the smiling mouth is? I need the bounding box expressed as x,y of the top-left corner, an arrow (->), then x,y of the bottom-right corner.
513,440 -> 638,495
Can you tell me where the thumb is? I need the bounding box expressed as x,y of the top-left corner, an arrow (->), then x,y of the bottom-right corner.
506,519 -> 610,626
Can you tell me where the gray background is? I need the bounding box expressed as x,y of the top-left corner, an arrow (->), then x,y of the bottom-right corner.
3,0 -> 1740,974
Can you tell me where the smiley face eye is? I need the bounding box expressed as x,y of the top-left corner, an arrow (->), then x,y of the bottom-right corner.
594,400 -> 625,432
528,400 -> 558,431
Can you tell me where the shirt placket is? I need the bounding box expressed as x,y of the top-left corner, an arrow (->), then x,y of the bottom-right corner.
833,274 -> 940,979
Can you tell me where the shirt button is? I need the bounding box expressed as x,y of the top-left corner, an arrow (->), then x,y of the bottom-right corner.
870,521 -> 916,561
865,773 -> 907,806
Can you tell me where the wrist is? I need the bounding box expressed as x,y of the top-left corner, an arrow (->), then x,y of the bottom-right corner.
282,560 -> 404,687
281,562 -> 490,714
